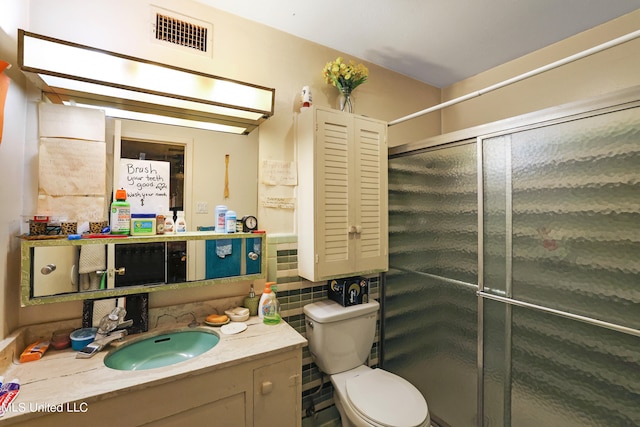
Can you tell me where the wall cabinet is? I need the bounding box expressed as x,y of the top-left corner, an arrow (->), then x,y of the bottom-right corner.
296,106 -> 388,282
20,232 -> 265,306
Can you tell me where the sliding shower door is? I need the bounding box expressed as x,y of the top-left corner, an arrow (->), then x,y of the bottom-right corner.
384,91 -> 640,427
480,106 -> 640,427
385,141 -> 479,427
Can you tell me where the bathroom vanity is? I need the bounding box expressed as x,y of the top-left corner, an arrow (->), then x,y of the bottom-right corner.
0,317 -> 305,426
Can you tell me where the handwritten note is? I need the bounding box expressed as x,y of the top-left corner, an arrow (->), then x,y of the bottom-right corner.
261,196 -> 296,209
261,160 -> 297,186
118,159 -> 170,214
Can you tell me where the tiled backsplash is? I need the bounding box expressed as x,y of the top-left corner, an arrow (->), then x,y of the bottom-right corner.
266,234 -> 381,417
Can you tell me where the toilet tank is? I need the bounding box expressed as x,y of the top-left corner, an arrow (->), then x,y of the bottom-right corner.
304,300 -> 379,375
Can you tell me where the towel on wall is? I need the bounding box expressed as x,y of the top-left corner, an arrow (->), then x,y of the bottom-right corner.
216,239 -> 232,258
79,244 -> 106,291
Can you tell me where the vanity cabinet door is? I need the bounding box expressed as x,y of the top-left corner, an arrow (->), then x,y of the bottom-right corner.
253,356 -> 301,427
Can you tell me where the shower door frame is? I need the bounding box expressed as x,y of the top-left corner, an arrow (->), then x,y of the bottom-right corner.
386,85 -> 640,427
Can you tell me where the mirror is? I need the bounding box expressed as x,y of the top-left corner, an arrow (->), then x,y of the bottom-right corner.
22,232 -> 265,306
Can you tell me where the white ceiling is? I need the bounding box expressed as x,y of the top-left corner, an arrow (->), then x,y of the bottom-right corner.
194,0 -> 639,88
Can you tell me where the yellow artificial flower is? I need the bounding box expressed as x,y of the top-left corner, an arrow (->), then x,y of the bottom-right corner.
322,57 -> 368,94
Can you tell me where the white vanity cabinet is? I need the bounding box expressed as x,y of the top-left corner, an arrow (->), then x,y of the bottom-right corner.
7,347 -> 302,427
296,106 -> 388,282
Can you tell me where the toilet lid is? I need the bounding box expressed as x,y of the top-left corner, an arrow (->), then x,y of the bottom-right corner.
345,369 -> 428,427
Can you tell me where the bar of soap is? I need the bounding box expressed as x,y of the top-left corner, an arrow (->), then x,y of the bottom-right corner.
206,314 -> 228,324
20,340 -> 49,363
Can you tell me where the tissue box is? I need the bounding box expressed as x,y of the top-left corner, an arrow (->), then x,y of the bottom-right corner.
328,277 -> 369,307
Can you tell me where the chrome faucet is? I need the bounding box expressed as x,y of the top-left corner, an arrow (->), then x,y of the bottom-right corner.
76,307 -> 133,359
97,306 -> 133,335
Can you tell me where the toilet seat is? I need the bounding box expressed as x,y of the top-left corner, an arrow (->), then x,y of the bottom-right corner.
344,368 -> 428,427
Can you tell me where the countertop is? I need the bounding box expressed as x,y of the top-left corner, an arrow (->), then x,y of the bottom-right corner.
0,317 -> 306,424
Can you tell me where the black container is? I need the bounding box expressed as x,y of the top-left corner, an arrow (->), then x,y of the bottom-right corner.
328,277 -> 369,307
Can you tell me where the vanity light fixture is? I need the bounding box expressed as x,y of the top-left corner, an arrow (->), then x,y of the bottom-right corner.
17,29 -> 275,134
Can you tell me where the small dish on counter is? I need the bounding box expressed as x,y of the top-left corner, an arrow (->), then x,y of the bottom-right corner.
225,307 -> 250,322
204,313 -> 229,326
220,322 -> 247,335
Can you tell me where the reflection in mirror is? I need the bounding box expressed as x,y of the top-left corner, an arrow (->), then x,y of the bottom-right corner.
23,234 -> 264,304
32,246 -> 79,297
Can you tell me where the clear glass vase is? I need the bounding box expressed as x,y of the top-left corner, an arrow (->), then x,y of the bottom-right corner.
339,89 -> 353,113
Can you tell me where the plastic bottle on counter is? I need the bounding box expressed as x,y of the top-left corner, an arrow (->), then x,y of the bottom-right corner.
257,282 -> 272,319
164,211 -> 175,234
225,210 -> 236,233
175,211 -> 187,232
156,212 -> 165,235
215,205 -> 227,233
262,284 -> 281,325
110,189 -> 130,235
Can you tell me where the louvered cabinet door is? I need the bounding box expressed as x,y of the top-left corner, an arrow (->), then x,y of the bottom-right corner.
353,117 -> 388,273
296,106 -> 388,282
314,109 -> 354,278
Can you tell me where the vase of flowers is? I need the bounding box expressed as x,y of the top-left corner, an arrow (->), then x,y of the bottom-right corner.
322,57 -> 368,113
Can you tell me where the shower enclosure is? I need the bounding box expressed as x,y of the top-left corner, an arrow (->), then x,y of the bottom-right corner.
383,88 -> 640,427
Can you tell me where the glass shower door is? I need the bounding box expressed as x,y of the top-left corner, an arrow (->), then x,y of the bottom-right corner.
385,141 -> 479,427
480,106 -> 640,427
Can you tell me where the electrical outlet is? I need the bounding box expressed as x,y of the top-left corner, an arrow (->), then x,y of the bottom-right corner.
196,202 -> 208,214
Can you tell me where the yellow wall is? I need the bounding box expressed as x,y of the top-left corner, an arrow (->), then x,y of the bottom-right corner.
0,0 -> 438,335
1,0 -> 638,337
440,10 -> 640,133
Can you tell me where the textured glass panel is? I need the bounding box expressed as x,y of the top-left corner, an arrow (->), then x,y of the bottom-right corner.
511,308 -> 640,427
385,268 -> 478,427
483,135 -> 510,296
388,143 -> 478,284
484,107 -> 640,329
484,299 -> 640,427
386,142 -> 478,426
482,299 -> 508,427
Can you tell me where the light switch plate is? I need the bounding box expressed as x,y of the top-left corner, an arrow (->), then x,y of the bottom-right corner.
196,202 -> 208,214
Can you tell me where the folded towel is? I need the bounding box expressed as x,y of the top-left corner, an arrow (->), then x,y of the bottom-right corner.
79,245 -> 106,273
216,239 -> 232,258
79,245 -> 106,291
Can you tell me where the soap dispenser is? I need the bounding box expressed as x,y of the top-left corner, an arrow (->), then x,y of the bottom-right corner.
243,284 -> 260,316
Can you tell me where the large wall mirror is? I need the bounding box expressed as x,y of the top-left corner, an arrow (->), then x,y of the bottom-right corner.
22,112 -> 261,305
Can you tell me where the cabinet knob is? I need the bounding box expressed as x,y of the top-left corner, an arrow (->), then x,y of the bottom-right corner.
248,251 -> 259,261
40,264 -> 56,275
261,381 -> 273,395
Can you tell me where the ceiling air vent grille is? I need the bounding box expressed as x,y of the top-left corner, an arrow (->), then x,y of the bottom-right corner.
154,13 -> 208,52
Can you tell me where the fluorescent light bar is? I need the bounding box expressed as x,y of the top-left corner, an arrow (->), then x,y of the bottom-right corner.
18,30 -> 275,134
65,101 -> 248,134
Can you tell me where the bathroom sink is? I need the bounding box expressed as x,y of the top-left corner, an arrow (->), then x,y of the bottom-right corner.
104,329 -> 220,371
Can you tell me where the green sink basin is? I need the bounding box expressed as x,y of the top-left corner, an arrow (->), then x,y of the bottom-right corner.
104,329 -> 220,371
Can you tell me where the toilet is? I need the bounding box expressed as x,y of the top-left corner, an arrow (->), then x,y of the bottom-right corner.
304,299 -> 430,427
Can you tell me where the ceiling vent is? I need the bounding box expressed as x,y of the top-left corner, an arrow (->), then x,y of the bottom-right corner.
151,7 -> 212,55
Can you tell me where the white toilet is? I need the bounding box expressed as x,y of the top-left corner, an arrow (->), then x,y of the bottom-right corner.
304,299 -> 430,427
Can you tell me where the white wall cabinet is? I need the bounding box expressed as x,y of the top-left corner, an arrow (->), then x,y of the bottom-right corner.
297,106 -> 388,282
